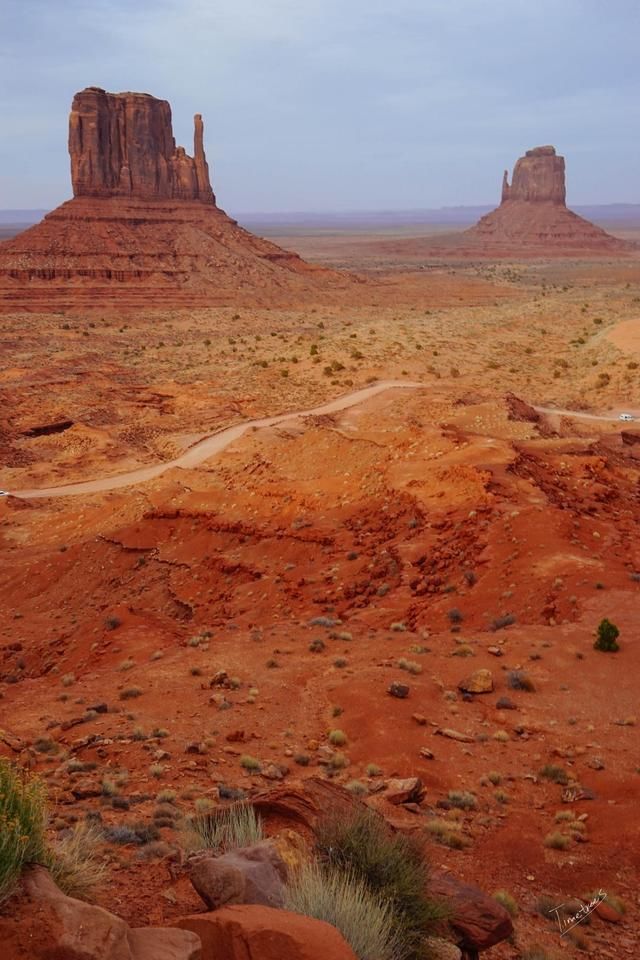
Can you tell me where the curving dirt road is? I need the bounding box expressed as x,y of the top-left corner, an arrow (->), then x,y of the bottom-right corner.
7,380 -> 425,499
4,383 -> 636,500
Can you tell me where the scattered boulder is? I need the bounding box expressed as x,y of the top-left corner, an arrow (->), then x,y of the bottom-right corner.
189,841 -> 286,911
425,938 -> 463,960
430,870 -> 513,958
384,777 -> 425,805
594,900 -> 624,923
176,904 -> 357,960
388,681 -> 410,699
495,696 -> 517,711
252,778 -> 367,834
458,670 -> 493,694
435,728 -> 474,744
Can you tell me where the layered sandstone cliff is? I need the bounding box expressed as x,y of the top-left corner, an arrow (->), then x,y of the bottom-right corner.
0,88 -> 348,310
500,145 -> 565,205
68,87 -> 214,202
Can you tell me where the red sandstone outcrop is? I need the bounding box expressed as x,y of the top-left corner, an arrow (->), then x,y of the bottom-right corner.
177,905 -> 358,960
1,865 -> 201,960
69,87 -> 214,202
0,88 -> 350,310
501,145 -> 566,205
464,145 -> 632,255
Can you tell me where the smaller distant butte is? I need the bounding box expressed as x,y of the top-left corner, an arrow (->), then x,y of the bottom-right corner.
463,145 -> 634,255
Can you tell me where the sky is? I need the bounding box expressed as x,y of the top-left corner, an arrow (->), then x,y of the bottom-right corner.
1,0 -> 639,212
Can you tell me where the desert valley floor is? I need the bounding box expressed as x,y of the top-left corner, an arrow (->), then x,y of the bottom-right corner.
1,223 -> 640,958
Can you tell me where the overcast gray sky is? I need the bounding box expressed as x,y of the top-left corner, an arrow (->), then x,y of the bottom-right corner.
1,0 -> 638,212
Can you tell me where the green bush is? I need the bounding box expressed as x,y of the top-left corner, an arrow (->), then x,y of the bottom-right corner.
316,808 -> 447,959
0,761 -> 47,903
180,803 -> 263,854
594,618 -> 619,652
285,860 -> 401,960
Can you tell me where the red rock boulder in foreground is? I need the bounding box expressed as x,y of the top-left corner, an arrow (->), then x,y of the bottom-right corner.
69,87 -> 214,202
1,865 -> 201,960
176,905 -> 358,960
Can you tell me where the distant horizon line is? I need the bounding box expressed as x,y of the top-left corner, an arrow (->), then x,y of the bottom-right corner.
2,200 -> 640,221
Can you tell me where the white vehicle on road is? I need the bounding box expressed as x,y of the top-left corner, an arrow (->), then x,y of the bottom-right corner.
618,413 -> 635,422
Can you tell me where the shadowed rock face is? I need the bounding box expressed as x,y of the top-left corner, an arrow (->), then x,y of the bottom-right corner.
501,145 -> 566,205
69,87 -> 214,202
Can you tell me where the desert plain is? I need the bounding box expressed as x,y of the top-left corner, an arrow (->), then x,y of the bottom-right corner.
1,90 -> 640,960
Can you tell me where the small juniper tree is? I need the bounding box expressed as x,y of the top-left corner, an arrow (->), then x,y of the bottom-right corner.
594,618 -> 620,652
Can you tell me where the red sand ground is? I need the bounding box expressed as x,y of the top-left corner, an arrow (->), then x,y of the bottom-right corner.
1,242 -> 640,959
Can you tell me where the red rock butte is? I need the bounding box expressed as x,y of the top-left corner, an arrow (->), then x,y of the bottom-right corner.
0,87 -> 349,311
464,145 -> 632,255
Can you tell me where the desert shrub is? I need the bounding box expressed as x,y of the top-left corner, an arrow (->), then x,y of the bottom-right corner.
1,762 -> 106,904
316,808 -> 448,958
520,948 -> 554,960
0,761 -> 47,904
507,670 -> 536,692
447,790 -> 476,810
544,831 -> 571,850
538,764 -> 569,785
285,861 -> 401,960
240,755 -> 261,772
156,788 -> 177,804
50,823 -> 106,898
329,729 -> 347,746
181,803 -> 263,854
594,618 -> 619,652
424,818 -> 468,850
493,889 -> 518,916
398,659 -> 422,675
342,780 -> 365,796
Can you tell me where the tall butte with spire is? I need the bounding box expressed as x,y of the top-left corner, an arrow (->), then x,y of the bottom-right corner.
465,145 -> 631,254
0,87 -> 346,310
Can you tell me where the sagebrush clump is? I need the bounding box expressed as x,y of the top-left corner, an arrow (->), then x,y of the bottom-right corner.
0,760 -> 104,904
316,808 -> 448,959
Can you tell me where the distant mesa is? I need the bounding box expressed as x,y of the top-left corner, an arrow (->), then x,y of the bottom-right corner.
0,87 -> 347,310
465,145 -> 632,254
